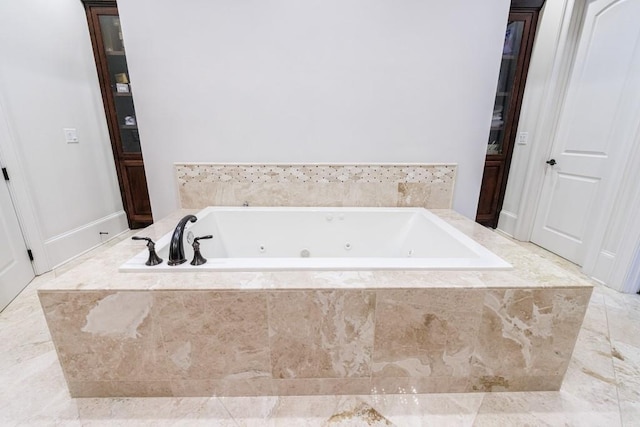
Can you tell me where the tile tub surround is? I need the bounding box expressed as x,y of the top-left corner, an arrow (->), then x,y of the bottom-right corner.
175,163 -> 457,209
37,209 -> 592,398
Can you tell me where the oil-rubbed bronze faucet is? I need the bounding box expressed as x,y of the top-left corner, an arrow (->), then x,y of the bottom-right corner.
131,236 -> 163,266
168,215 -> 197,265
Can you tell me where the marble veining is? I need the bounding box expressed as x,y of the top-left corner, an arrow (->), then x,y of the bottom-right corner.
268,290 -> 375,379
81,292 -> 152,339
372,289 -> 484,379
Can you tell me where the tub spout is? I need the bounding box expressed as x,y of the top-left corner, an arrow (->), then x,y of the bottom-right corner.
168,214 -> 197,266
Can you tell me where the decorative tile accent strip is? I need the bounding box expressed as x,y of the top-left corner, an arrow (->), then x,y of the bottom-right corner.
176,164 -> 456,184
175,163 -> 457,209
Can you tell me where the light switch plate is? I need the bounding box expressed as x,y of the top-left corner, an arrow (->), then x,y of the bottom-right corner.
64,128 -> 79,143
517,131 -> 528,145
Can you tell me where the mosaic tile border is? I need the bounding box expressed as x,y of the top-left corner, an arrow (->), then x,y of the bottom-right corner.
175,163 -> 456,185
175,163 -> 457,210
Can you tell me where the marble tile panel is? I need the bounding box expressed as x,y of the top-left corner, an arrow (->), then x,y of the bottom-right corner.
40,291 -> 171,382
287,183 -> 347,206
559,328 -> 620,419
268,290 -> 376,379
397,182 -> 429,207
178,181 -> 218,208
567,328 -> 617,387
397,182 -> 452,209
428,181 -> 455,208
0,291 -> 54,372
0,349 -> 73,424
372,289 -> 484,378
471,288 -> 591,381
153,291 -> 271,380
343,182 -> 398,207
38,290 -> 116,335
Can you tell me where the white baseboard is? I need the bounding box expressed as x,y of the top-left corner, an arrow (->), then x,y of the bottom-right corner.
590,250 -> 616,290
497,210 -> 518,238
621,244 -> 640,294
43,211 -> 128,269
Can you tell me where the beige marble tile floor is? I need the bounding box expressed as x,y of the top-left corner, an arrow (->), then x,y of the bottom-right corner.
1,236 -> 640,426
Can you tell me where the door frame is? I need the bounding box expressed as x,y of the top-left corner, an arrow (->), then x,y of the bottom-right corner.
0,94 -> 49,274
511,0 -> 640,292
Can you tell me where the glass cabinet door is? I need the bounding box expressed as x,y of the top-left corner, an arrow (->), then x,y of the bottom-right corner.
487,20 -> 526,155
84,2 -> 153,229
98,15 -> 141,153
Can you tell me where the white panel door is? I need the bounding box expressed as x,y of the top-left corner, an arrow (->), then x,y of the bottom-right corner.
0,170 -> 34,311
531,0 -> 640,264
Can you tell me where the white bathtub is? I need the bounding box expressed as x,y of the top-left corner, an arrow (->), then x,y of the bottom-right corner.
120,207 -> 511,272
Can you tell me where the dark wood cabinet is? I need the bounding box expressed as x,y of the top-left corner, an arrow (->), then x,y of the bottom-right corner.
82,0 -> 153,229
476,0 -> 544,228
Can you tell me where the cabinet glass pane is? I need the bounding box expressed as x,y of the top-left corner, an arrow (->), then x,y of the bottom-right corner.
487,20 -> 525,155
98,15 -> 141,153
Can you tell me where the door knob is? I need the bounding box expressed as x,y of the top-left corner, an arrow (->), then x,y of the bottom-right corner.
546,159 -> 557,166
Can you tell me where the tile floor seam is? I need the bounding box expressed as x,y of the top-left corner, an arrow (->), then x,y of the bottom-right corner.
470,392 -> 488,427
265,292 -> 275,395
215,396 -> 242,427
603,292 -> 625,427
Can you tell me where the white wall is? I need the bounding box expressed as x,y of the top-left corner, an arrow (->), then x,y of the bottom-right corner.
0,0 -> 127,270
117,0 -> 510,220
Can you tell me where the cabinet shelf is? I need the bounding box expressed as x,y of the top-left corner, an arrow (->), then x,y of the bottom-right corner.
83,1 -> 152,229
477,5 -> 543,229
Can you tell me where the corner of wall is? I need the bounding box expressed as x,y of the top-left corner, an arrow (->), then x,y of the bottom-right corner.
497,210 -> 518,238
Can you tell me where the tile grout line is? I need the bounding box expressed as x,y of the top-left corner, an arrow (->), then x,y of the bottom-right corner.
214,395 -> 242,427
602,292 -> 624,426
470,392 -> 488,426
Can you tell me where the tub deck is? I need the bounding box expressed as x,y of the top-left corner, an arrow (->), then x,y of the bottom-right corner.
38,209 -> 592,397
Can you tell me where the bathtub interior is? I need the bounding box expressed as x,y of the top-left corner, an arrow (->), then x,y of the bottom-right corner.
121,207 -> 511,271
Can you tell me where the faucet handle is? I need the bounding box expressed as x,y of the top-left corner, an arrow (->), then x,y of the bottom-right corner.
132,236 -> 153,243
194,235 -> 213,244
131,236 -> 163,266
190,235 -> 213,266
